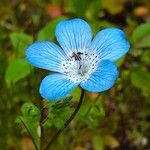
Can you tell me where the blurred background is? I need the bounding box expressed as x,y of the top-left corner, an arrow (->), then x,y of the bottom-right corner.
0,0 -> 150,150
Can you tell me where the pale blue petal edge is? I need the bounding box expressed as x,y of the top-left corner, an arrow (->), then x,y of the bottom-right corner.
90,28 -> 130,61
26,41 -> 66,72
80,60 -> 118,92
39,73 -> 79,100
55,18 -> 93,54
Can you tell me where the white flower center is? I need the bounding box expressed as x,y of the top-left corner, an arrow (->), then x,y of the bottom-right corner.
60,52 -> 99,83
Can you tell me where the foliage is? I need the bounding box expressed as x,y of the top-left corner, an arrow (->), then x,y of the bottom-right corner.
5,59 -> 32,85
16,103 -> 41,150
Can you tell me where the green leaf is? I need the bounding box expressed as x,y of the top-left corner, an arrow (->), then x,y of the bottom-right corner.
93,134 -> 105,150
71,87 -> 81,101
31,13 -> 41,26
132,23 -> 150,48
104,135 -> 119,148
86,0 -> 101,20
141,51 -> 150,64
78,100 -> 92,117
55,95 -> 73,102
5,58 -> 31,85
115,56 -> 125,67
43,119 -> 53,128
15,116 -> 23,124
131,68 -> 150,94
21,102 -> 40,119
135,35 -> 150,48
10,32 -> 33,51
52,118 -> 65,129
51,96 -> 72,110
43,97 -> 72,129
17,102 -> 40,150
94,105 -> 105,117
72,0 -> 90,17
102,0 -> 124,15
78,100 -> 105,128
37,17 -> 66,41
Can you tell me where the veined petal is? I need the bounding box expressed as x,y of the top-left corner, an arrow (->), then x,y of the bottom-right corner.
26,41 -> 66,72
39,73 -> 79,100
90,28 -> 130,61
80,60 -> 118,92
55,18 -> 93,55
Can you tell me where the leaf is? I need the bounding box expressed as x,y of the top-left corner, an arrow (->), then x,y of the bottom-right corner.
132,23 -> 150,48
43,119 -> 53,128
37,17 -> 66,41
78,100 -> 92,117
95,105 -> 105,117
131,68 -> 150,94
135,35 -> 150,48
5,58 -> 31,85
71,87 -> 81,101
88,104 -> 105,128
31,13 -> 41,26
115,56 -> 125,67
15,116 -> 23,124
43,97 -> 72,129
104,135 -> 119,148
72,0 -> 90,17
16,103 -> 41,150
141,51 -> 150,64
52,118 -> 65,129
102,0 -> 124,15
93,134 -> 105,150
86,0 -> 101,20
55,95 -> 73,102
51,96 -> 72,110
21,103 -> 40,119
10,32 -> 33,51
78,100 -> 105,128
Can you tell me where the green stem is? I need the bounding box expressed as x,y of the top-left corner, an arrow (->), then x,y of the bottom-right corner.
40,100 -> 45,150
21,118 -> 39,150
44,89 -> 85,150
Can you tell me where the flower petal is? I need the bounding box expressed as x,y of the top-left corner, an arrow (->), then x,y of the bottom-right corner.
80,60 -> 118,92
26,41 -> 66,72
55,18 -> 93,55
39,73 -> 78,100
90,28 -> 130,61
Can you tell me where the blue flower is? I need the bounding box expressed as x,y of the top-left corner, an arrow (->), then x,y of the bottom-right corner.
26,18 -> 130,100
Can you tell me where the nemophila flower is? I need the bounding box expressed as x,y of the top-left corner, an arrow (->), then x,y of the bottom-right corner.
26,18 -> 130,100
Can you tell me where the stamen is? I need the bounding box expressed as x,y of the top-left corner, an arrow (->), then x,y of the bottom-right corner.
71,52 -> 83,61
61,51 -> 99,83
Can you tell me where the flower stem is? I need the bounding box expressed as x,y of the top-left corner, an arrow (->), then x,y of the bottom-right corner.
44,89 -> 85,150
